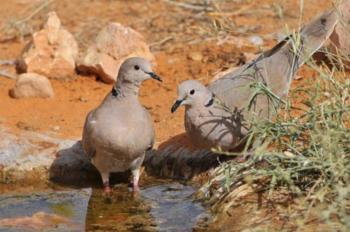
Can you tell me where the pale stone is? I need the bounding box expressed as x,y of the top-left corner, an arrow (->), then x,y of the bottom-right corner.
10,73 -> 54,98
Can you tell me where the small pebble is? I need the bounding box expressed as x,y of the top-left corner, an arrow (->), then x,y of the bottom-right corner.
167,58 -> 178,64
188,52 -> 203,61
294,75 -> 303,80
284,151 -> 295,158
248,35 -> 264,46
79,97 -> 88,102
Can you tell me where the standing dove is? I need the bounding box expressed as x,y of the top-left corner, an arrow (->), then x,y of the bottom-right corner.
82,57 -> 161,193
171,7 -> 340,150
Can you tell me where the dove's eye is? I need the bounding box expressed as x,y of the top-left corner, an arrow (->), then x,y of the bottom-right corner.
134,65 -> 140,70
190,89 -> 195,95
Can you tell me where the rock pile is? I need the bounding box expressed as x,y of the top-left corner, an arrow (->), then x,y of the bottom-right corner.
17,12 -> 78,79
12,12 -> 78,99
11,12 -> 155,98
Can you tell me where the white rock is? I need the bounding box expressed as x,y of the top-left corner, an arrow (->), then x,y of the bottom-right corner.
248,35 -> 264,46
10,73 -> 54,98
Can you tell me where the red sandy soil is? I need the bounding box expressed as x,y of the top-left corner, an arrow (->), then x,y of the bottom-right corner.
0,0 -> 332,147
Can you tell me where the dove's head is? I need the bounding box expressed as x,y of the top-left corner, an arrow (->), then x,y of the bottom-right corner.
117,57 -> 162,85
171,80 -> 214,113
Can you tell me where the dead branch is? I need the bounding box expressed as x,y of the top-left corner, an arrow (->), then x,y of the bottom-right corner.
0,60 -> 17,66
0,70 -> 17,80
0,0 -> 54,42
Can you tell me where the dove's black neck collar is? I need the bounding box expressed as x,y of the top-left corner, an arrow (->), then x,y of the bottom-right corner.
205,94 -> 215,107
111,87 -> 119,97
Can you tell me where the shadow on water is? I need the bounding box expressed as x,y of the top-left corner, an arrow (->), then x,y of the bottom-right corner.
144,133 -> 239,179
49,141 -> 101,187
49,141 -> 132,188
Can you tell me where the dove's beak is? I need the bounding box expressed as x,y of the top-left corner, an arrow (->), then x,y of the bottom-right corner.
171,100 -> 183,113
146,72 -> 162,82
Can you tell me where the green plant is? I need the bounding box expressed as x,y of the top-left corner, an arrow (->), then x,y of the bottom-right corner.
205,57 -> 350,229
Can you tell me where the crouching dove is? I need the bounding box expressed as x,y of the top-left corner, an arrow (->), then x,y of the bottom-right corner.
171,8 -> 339,150
82,57 -> 161,193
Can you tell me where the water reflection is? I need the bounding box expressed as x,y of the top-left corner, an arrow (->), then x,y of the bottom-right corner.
86,185 -> 156,231
142,183 -> 210,232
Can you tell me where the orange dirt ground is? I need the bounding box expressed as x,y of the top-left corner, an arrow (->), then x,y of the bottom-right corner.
0,0 -> 332,147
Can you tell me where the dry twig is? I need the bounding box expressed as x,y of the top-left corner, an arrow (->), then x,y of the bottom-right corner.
0,0 -> 54,42
162,0 -> 214,11
0,60 -> 17,66
0,70 -> 17,80
149,36 -> 174,49
208,2 -> 255,17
